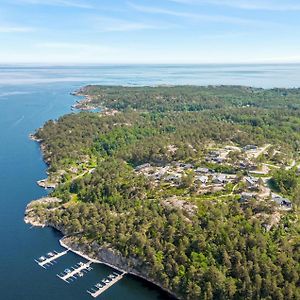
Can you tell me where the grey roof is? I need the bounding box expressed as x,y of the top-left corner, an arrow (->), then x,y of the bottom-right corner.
195,175 -> 208,183
213,174 -> 227,183
245,176 -> 257,186
196,167 -> 209,173
243,145 -> 257,150
272,194 -> 292,207
180,163 -> 193,169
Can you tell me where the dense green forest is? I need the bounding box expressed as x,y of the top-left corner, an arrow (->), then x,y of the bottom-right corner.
81,85 -> 300,111
31,86 -> 300,300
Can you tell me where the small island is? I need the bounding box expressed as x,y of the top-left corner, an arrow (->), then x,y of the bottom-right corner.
26,85 -> 300,300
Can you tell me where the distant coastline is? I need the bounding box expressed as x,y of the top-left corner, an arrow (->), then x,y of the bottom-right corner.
71,89 -> 97,111
2,64 -> 300,88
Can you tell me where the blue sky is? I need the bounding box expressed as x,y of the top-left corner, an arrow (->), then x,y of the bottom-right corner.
1,0 -> 300,64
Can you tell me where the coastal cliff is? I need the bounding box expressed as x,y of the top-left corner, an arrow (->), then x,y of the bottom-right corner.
24,197 -> 178,299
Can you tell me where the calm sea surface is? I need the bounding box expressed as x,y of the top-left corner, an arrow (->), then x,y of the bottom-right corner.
0,64 -> 299,300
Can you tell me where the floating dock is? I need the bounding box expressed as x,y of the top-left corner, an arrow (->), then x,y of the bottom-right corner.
87,272 -> 126,298
35,243 -> 128,297
57,261 -> 93,283
35,250 -> 68,268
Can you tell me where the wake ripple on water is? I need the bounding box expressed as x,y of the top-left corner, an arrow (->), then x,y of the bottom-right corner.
0,91 -> 32,98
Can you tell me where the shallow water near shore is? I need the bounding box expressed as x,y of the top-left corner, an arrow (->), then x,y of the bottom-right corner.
0,64 -> 300,300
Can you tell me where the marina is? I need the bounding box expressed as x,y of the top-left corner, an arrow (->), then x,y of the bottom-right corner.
35,243 -> 129,295
57,261 -> 93,283
35,250 -> 69,268
34,248 -> 129,296
87,272 -> 126,298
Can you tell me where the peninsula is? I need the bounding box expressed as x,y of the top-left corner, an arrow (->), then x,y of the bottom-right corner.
26,85 -> 300,300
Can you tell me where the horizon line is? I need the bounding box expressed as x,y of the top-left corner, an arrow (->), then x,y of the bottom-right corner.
1,61 -> 300,66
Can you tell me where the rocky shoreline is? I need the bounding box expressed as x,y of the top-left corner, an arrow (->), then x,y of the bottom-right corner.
71,90 -> 97,111
24,197 -> 179,300
29,133 -> 43,143
71,89 -> 119,116
24,197 -> 62,228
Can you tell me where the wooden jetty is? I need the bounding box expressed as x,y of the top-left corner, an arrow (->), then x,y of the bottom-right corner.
57,261 -> 93,283
35,250 -> 68,268
87,272 -> 126,298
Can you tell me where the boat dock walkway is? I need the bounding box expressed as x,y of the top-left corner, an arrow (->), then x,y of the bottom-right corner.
34,244 -> 128,296
87,272 -> 126,298
35,250 -> 69,268
57,261 -> 93,283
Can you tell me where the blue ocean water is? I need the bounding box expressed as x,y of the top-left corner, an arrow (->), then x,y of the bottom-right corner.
0,63 -> 300,87
0,64 -> 299,300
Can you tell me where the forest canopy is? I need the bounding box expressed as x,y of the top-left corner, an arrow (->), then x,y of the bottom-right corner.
32,86 -> 300,300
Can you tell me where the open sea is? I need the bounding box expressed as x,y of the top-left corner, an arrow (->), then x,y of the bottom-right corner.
0,64 -> 299,300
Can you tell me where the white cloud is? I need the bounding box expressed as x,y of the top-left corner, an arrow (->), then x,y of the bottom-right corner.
168,0 -> 300,11
0,25 -> 34,33
36,42 -> 111,52
129,3 -> 273,26
94,16 -> 175,32
17,0 -> 93,9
